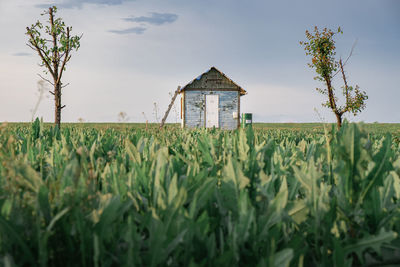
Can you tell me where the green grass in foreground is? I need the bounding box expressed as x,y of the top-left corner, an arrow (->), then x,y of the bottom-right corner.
0,120 -> 400,266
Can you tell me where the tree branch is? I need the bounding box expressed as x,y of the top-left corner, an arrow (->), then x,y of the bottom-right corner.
332,39 -> 357,78
342,39 -> 358,66
325,76 -> 338,114
49,91 -> 55,95
37,46 -> 51,61
37,73 -> 54,85
61,105 -> 66,109
49,7 -> 59,82
339,58 -> 350,111
26,43 -> 36,51
26,27 -> 55,78
57,27 -> 70,84
61,83 -> 70,88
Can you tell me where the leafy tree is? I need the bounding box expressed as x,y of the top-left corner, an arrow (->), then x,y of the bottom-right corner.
26,6 -> 81,128
300,26 -> 367,129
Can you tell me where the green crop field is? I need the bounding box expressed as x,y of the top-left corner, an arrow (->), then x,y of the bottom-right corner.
1,120 -> 400,266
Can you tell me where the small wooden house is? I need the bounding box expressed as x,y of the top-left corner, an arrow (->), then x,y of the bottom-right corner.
180,67 -> 247,130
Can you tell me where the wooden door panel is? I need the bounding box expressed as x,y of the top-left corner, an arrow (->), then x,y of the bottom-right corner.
205,94 -> 219,128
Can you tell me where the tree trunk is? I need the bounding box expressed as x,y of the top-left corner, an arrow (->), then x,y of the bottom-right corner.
325,77 -> 337,112
325,76 -> 342,130
54,82 -> 61,129
336,113 -> 342,130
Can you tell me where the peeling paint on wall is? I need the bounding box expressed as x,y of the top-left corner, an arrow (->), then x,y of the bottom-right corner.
185,90 -> 238,130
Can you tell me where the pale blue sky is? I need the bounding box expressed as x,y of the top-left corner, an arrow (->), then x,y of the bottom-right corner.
0,0 -> 399,123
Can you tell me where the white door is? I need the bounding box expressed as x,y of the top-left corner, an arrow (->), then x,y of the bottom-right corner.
205,95 -> 219,128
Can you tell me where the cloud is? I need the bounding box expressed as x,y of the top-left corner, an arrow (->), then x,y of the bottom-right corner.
124,12 -> 178,25
12,52 -> 31,57
109,12 -> 178,35
109,26 -> 146,35
35,0 -> 135,9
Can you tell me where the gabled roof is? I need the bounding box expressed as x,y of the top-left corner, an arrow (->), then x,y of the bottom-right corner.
180,67 -> 247,96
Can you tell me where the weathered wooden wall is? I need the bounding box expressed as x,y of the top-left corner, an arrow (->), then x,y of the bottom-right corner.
184,90 -> 239,130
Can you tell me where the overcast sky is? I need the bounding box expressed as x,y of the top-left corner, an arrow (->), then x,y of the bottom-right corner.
0,0 -> 399,123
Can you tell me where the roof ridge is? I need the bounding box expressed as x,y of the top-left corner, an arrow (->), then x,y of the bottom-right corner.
181,66 -> 247,96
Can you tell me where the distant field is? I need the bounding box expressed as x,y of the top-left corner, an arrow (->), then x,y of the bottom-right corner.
255,122 -> 400,135
4,121 -> 400,135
